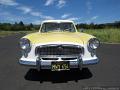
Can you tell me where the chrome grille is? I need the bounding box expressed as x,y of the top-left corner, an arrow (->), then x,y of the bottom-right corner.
35,44 -> 83,56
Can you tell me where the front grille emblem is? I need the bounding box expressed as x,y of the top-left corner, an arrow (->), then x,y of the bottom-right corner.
58,46 -> 63,51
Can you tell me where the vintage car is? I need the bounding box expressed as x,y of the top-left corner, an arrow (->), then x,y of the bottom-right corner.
19,20 -> 100,71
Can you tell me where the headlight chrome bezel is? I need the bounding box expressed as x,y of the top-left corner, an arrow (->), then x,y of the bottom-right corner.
20,38 -> 31,50
88,38 -> 100,50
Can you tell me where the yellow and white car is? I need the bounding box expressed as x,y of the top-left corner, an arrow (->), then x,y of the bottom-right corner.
19,20 -> 100,71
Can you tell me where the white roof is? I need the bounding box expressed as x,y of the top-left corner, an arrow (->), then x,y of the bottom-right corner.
42,20 -> 74,23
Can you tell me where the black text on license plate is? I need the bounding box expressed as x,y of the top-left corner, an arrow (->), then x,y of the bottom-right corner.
51,61 -> 70,71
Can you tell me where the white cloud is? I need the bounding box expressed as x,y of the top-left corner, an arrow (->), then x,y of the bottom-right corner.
32,15 -> 54,24
45,0 -> 66,8
17,6 -> 42,17
45,0 -> 55,6
30,11 -> 54,20
29,10 -> 54,20
17,5 -> 54,20
0,11 -> 54,24
0,11 -> 27,22
57,0 -> 66,8
0,0 -> 18,6
67,17 -> 81,21
30,12 -> 41,16
66,17 -> 82,24
86,0 -> 92,14
17,6 -> 32,14
61,13 -> 71,19
40,15 -> 54,20
84,16 -> 99,24
91,16 -> 98,20
0,0 -> 54,23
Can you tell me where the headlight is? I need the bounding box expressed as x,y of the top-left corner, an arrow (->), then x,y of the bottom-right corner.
20,38 -> 31,50
88,38 -> 100,49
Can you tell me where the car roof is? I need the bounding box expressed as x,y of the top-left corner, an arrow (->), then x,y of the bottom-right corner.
42,20 -> 74,23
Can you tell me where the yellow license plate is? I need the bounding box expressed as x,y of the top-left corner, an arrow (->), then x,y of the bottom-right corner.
51,61 -> 70,71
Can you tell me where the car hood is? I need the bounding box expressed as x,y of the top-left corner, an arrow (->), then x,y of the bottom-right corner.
23,31 -> 94,45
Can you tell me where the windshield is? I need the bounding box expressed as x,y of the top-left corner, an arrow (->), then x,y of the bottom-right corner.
41,22 -> 76,32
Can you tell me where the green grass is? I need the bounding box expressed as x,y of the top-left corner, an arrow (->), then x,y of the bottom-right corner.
0,31 -> 17,37
83,28 -> 120,43
0,31 -> 37,37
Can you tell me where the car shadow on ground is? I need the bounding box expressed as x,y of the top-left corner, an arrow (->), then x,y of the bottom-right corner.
24,68 -> 92,83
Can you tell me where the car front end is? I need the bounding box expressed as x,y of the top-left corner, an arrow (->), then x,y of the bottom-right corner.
19,20 -> 100,71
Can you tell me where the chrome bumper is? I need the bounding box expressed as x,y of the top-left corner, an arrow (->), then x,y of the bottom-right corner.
83,59 -> 99,65
19,60 -> 36,66
19,58 -> 99,70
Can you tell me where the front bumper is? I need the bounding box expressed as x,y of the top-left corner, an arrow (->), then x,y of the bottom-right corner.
19,58 -> 99,70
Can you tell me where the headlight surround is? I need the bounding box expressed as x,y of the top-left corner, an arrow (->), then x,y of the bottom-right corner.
20,38 -> 31,50
88,38 -> 100,50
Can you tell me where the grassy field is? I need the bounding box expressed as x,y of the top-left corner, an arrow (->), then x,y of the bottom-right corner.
0,29 -> 120,43
83,28 -> 120,43
0,31 -> 36,37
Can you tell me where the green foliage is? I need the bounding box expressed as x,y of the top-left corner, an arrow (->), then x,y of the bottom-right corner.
0,21 -> 40,31
76,21 -> 120,29
83,29 -> 120,43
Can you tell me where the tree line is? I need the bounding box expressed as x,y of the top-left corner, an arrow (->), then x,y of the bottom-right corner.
0,21 -> 39,31
76,21 -> 120,29
0,21 -> 120,31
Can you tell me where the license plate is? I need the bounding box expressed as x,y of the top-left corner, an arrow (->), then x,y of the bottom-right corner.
51,61 -> 70,71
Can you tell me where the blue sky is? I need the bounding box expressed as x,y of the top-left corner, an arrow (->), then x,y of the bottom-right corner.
0,0 -> 120,24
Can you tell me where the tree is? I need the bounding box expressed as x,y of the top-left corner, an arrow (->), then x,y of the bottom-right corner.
30,23 -> 33,28
19,21 -> 24,26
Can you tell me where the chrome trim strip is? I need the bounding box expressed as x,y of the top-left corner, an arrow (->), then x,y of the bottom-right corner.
38,44 -> 82,48
39,55 -> 79,58
19,60 -> 36,66
83,59 -> 99,65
